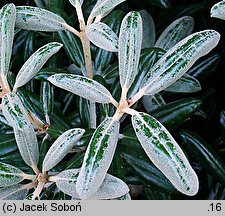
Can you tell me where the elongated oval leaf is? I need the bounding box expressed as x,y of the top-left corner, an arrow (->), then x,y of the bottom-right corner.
164,74 -> 201,93
132,112 -> 199,196
40,81 -> 54,118
69,0 -> 84,7
0,184 -> 28,200
142,94 -> 166,112
211,0 -> 225,20
13,126 -> 39,167
86,22 -> 118,52
0,162 -> 24,187
76,117 -> 120,199
14,42 -> 63,89
43,128 -> 85,171
2,92 -> 31,130
119,11 -> 142,91
15,6 -> 67,32
48,74 -> 114,103
55,169 -> 129,199
180,131 -> 225,185
140,30 -> 220,95
89,0 -> 126,19
150,98 -> 202,130
155,16 -> 194,51
140,10 -> 155,48
0,4 -> 16,77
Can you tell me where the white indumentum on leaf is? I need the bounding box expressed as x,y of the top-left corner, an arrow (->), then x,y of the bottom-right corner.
76,117 -> 120,199
89,0 -> 126,19
155,16 -> 194,51
86,22 -> 119,52
42,128 -> 85,172
139,10 -> 155,48
15,6 -> 67,31
14,42 -> 63,90
132,112 -> 199,195
140,30 -> 220,96
0,184 -> 28,200
0,4 -> 16,77
69,0 -> 84,7
0,162 -> 24,187
48,74 -> 114,103
119,11 -> 142,90
13,126 -> 39,167
211,0 -> 225,20
164,74 -> 201,93
2,92 -> 31,130
55,169 -> 129,200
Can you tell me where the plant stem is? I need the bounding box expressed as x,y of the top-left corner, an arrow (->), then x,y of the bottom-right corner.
64,23 -> 81,38
80,33 -> 93,79
31,163 -> 40,176
32,181 -> 45,200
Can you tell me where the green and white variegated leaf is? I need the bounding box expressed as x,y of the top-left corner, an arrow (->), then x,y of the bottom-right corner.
55,169 -> 129,200
111,193 -> 131,200
0,4 -> 16,77
86,22 -> 118,52
142,94 -> 166,112
43,128 -> 85,171
132,112 -> 199,196
0,162 -> 25,187
2,92 -> 31,130
13,126 -> 39,167
211,0 -> 225,20
15,6 -> 67,32
155,16 -> 194,51
140,30 -> 220,96
164,74 -> 201,93
0,184 -> 28,200
76,117 -> 120,199
69,0 -> 84,7
89,0 -> 126,19
14,42 -> 63,89
119,11 -> 142,91
48,74 -> 114,104
140,10 -> 155,48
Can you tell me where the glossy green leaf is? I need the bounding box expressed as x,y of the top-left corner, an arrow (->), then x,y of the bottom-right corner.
58,31 -> 85,68
40,81 -> 54,119
211,0 -> 225,20
140,10 -> 155,48
69,0 -> 84,7
13,126 -> 39,167
0,4 -> 16,78
43,128 -> 85,171
14,42 -> 63,89
0,184 -> 28,200
164,74 -> 201,93
132,112 -> 199,196
140,30 -> 220,95
48,74 -> 114,104
180,131 -> 225,185
121,140 -> 178,194
23,31 -> 36,62
2,92 -> 31,130
155,16 -> 194,51
89,0 -> 126,19
147,0 -> 171,9
86,22 -> 118,52
142,94 -> 166,112
55,169 -> 129,199
220,110 -> 225,143
0,162 -> 25,187
150,98 -> 202,130
76,117 -> 120,199
15,6 -> 67,32
119,11 -> 142,91
187,53 -> 221,81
